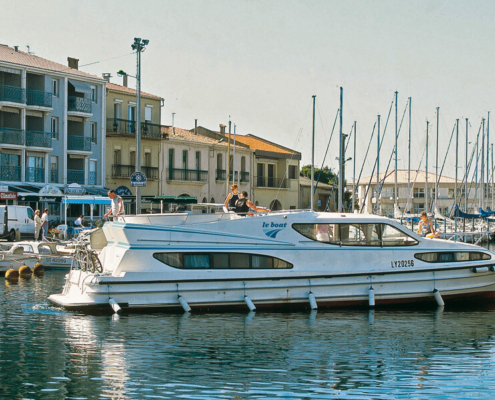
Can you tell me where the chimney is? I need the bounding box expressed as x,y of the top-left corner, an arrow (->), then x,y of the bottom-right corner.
102,73 -> 111,83
67,57 -> 79,69
13,46 -> 19,52
123,75 -> 128,87
220,124 -> 226,135
194,119 -> 198,135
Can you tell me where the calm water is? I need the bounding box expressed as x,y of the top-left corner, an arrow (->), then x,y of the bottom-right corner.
3,269 -> 495,399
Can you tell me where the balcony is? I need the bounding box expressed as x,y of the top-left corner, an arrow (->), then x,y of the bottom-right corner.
0,85 -> 25,104
254,176 -> 289,189
167,168 -> 208,182
107,118 -> 163,140
26,131 -> 52,148
240,171 -> 250,182
89,171 -> 97,185
50,169 -> 58,183
216,169 -> 226,181
112,164 -> 134,178
68,135 -> 91,151
25,167 -> 45,183
0,127 -> 24,145
26,90 -> 52,108
142,166 -> 159,180
68,96 -> 92,114
0,165 -> 21,181
68,169 -> 84,184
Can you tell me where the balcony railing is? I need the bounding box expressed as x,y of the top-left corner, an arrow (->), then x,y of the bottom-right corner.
26,89 -> 52,107
240,171 -> 249,182
254,176 -> 289,188
0,165 -> 21,181
142,166 -> 159,179
112,164 -> 134,178
26,131 -> 52,148
167,168 -> 208,182
107,118 -> 162,140
68,96 -> 92,113
89,171 -> 97,185
0,127 -> 24,145
216,169 -> 226,181
25,167 -> 45,183
68,135 -> 91,151
50,169 -> 58,183
68,169 -> 84,184
0,85 -> 25,103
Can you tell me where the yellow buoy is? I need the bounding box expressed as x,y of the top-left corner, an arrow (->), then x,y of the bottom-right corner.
5,269 -> 19,280
33,263 -> 44,276
19,265 -> 32,278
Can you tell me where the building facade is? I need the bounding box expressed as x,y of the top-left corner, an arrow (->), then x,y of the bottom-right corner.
0,45 -> 106,224
160,126 -> 254,208
104,77 -> 164,214
195,126 -> 301,210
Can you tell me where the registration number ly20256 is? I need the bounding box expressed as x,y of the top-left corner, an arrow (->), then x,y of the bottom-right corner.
391,259 -> 414,268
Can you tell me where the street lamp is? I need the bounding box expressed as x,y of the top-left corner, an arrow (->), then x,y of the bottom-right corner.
118,38 -> 149,215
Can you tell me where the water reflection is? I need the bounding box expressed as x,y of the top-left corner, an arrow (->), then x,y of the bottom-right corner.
2,272 -> 495,399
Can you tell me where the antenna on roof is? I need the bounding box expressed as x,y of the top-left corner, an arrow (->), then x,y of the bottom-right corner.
26,45 -> 34,55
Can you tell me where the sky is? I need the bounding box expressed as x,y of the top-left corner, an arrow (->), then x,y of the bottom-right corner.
2,0 -> 495,181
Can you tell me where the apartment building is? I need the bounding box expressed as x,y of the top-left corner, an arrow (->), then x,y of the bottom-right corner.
195,126 -> 301,210
160,125 -> 254,209
104,75 -> 164,214
0,45 -> 106,222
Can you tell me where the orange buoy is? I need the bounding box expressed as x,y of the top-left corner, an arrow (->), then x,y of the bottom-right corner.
5,269 -> 19,280
19,265 -> 32,278
33,263 -> 44,276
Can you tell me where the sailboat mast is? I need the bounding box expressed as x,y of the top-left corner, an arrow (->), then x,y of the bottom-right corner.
352,121 -> 356,213
492,143 -> 494,210
394,91 -> 398,208
488,112 -> 490,206
311,95 -> 316,211
377,115 -> 381,214
338,87 -> 344,212
408,97 -> 411,212
455,119 -> 459,208
426,120 -> 429,214
465,118 -> 468,212
481,118 -> 485,209
435,107 -> 439,212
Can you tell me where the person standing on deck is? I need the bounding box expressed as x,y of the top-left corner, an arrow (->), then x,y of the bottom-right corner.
224,184 -> 239,212
235,191 -> 270,216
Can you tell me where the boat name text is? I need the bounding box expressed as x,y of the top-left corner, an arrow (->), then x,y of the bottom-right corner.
391,260 -> 414,268
262,222 -> 287,228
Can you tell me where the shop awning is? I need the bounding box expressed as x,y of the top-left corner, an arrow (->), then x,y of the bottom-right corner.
68,80 -> 92,96
62,196 -> 111,205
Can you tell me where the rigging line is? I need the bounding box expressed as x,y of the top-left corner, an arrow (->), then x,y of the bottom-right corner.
316,101 -> 330,146
436,123 -> 456,190
79,52 -> 136,68
360,99 -> 394,213
314,109 -> 340,195
344,123 -> 354,153
458,122 -> 481,210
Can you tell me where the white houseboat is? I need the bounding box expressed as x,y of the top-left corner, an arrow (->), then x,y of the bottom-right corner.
48,211 -> 495,313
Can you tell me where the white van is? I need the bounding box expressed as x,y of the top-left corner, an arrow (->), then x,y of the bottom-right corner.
0,205 -> 35,241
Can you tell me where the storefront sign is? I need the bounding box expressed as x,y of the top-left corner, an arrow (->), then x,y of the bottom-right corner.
39,197 -> 56,202
64,183 -> 86,195
115,185 -> 133,196
0,185 -> 8,192
0,192 -> 17,200
39,184 -> 63,195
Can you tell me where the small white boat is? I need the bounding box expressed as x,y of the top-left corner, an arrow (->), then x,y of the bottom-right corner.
1,241 -> 72,269
0,246 -> 39,275
48,210 -> 495,313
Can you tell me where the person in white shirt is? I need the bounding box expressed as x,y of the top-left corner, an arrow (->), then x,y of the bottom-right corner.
104,190 -> 124,221
34,209 -> 41,241
74,215 -> 84,227
40,208 -> 49,240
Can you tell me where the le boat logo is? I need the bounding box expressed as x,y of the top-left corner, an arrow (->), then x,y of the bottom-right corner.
262,222 -> 287,238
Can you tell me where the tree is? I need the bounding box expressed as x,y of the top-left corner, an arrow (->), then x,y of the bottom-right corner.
300,165 -> 337,185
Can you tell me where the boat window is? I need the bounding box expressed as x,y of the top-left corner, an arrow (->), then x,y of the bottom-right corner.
292,223 -> 418,246
415,252 -> 492,263
153,252 -> 293,269
37,245 -> 53,254
19,244 -> 34,253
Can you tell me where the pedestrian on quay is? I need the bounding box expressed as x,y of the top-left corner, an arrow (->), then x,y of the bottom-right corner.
34,209 -> 41,241
104,190 -> 124,221
40,208 -> 49,240
74,215 -> 84,227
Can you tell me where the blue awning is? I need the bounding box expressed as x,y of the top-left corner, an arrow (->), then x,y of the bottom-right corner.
68,80 -> 92,96
62,196 -> 111,205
